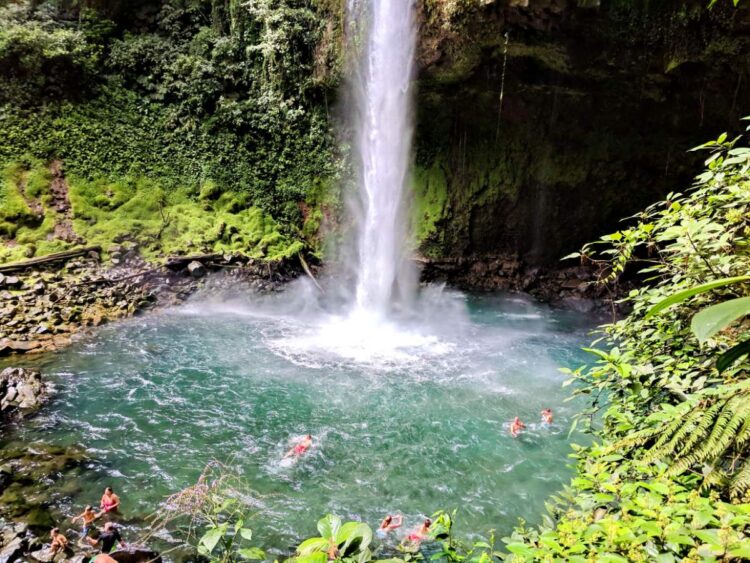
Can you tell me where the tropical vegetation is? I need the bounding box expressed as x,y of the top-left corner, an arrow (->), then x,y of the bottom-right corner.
162,125 -> 750,562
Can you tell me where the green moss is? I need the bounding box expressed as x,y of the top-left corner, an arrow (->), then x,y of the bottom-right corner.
413,160 -> 449,247
68,174 -> 301,261
25,163 -> 52,199
0,163 -> 37,236
199,179 -> 222,201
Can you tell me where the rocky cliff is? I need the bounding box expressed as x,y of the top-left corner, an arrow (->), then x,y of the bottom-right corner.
411,0 -> 750,270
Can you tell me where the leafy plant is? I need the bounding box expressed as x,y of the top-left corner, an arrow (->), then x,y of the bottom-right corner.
292,514 -> 373,563
648,276 -> 750,373
146,461 -> 265,563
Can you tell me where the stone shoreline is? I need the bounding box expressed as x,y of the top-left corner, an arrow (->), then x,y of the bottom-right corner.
420,253 -> 627,315
0,248 -> 300,358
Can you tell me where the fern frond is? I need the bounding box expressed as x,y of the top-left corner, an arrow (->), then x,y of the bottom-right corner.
730,458 -> 750,498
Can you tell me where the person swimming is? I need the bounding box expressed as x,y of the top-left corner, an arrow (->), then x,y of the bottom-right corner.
284,434 -> 313,458
99,487 -> 120,515
509,417 -> 526,438
376,514 -> 403,539
405,518 -> 431,546
541,408 -> 553,425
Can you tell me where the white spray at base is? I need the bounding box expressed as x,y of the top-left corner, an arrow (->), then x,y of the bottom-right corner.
184,0 -> 470,368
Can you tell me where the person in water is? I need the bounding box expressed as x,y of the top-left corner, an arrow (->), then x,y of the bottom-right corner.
72,505 -> 99,539
50,528 -> 69,555
99,487 -> 120,515
377,514 -> 403,538
509,417 -> 526,438
405,518 -> 432,546
541,408 -> 553,425
285,434 -> 313,458
85,522 -> 126,553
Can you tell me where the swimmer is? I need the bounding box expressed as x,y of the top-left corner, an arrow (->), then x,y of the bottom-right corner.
509,417 -> 526,438
93,554 -> 119,563
72,505 -> 99,540
376,514 -> 403,538
50,528 -> 69,555
405,518 -> 431,546
541,408 -> 553,425
284,434 -> 313,458
99,487 -> 120,515
85,522 -> 126,554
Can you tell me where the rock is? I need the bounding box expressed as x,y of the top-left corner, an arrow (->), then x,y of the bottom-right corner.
0,536 -> 26,563
0,367 -> 46,414
2,277 -> 21,289
32,283 -> 46,295
109,547 -> 162,563
560,296 -> 596,313
8,341 -> 41,352
187,261 -> 206,278
3,387 -> 17,403
29,549 -> 55,563
35,324 -> 50,335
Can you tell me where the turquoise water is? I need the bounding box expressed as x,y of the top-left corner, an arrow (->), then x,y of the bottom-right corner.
6,287 -> 594,555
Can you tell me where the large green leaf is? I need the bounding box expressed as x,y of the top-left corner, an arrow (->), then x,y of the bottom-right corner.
645,276 -> 750,318
296,537 -> 330,555
199,525 -> 226,554
293,553 -> 328,563
237,547 -> 266,560
317,514 -> 341,541
691,297 -> 750,342
338,522 -> 372,554
717,340 -> 750,373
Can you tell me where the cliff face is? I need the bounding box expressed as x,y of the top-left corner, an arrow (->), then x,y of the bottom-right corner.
411,0 -> 750,267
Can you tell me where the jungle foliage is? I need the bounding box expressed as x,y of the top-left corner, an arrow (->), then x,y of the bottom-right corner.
0,0 -> 342,261
497,129 -> 750,560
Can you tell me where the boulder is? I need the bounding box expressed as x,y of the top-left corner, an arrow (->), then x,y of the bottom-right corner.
0,536 -> 26,563
109,547 -> 162,563
187,261 -> 206,278
8,341 -> 41,352
0,367 -> 46,413
29,548 -> 56,563
2,277 -> 22,289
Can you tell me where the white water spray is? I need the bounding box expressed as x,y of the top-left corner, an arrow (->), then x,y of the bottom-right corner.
195,0 -> 468,368
350,0 -> 417,316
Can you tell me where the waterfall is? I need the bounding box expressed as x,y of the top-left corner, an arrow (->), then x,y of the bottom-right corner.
349,0 -> 417,317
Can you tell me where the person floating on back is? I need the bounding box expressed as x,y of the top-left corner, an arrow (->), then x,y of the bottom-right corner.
284,434 -> 313,458
85,522 -> 127,554
49,528 -> 69,556
99,487 -> 120,515
541,408 -> 553,425
377,514 -> 403,538
72,505 -> 99,540
509,417 -> 526,438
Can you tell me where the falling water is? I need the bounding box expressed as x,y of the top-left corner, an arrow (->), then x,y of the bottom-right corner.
350,0 -> 417,316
